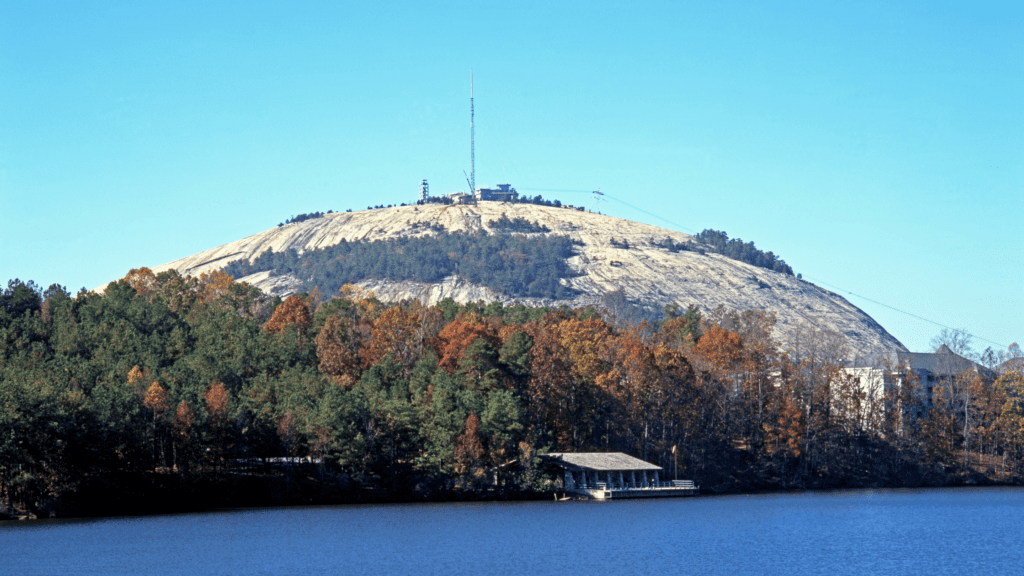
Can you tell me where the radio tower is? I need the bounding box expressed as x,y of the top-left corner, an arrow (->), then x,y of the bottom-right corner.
470,69 -> 475,195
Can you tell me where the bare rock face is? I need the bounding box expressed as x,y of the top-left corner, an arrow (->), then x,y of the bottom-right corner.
143,203 -> 906,358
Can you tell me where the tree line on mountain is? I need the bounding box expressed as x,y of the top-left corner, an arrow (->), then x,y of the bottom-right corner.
695,229 -> 794,276
279,204 -> 421,226
4,272 -> 1024,518
279,211 -> 334,227
487,215 -> 551,234
511,194 -> 562,208
609,231 -> 793,277
367,203 -> 417,210
273,199 -> 792,279
222,231 -> 580,301
416,193 -> 563,208
418,196 -> 455,206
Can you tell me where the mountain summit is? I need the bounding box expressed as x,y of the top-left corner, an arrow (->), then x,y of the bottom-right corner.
145,202 -> 905,358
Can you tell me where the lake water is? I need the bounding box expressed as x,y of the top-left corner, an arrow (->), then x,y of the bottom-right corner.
3,487 -> 1023,575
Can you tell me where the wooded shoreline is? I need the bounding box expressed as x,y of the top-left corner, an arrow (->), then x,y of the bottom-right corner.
4,271 -> 1024,520
2,468 -> 1013,522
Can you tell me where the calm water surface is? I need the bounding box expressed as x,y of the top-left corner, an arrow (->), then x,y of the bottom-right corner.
3,487 -> 1022,575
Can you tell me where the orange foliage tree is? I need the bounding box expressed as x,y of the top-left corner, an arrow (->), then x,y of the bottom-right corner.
203,381 -> 231,467
601,328 -> 662,459
520,314 -> 610,451
197,270 -> 235,304
364,306 -> 425,370
435,318 -> 499,374
264,295 -> 313,335
173,400 -> 196,472
316,314 -> 366,386
143,382 -> 170,469
454,412 -> 486,479
122,267 -> 158,300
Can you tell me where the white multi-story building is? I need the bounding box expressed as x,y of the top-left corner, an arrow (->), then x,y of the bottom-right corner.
843,345 -> 996,432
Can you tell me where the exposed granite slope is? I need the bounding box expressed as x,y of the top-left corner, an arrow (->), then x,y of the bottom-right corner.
135,203 -> 905,358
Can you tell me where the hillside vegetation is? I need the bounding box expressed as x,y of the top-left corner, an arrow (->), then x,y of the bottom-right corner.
223,230 -> 579,300
142,204 -> 904,372
695,229 -> 795,276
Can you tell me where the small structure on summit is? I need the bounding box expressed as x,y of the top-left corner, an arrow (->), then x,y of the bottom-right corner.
541,452 -> 698,500
474,183 -> 518,202
421,183 -> 519,205
447,192 -> 474,205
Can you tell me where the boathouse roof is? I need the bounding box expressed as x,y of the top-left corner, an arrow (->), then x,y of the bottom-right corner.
542,452 -> 663,472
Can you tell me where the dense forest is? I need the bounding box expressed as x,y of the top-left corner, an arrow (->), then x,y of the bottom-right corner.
487,214 -> 551,234
3,272 -> 1024,519
223,230 -> 580,301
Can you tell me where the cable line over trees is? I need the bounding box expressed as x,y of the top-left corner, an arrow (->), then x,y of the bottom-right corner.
522,185 -> 1003,354
801,274 -> 1009,351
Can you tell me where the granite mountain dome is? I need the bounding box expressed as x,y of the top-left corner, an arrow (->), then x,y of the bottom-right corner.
142,203 -> 906,358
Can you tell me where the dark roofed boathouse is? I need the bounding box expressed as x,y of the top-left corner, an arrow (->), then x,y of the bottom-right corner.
541,452 -> 698,499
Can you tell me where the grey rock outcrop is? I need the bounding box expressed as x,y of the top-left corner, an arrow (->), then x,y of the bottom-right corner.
139,203 -> 906,358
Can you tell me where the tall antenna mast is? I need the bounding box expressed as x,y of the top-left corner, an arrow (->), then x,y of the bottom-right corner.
470,69 -> 475,194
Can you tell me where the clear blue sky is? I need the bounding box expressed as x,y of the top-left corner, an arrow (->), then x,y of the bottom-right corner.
2,1 -> 1021,354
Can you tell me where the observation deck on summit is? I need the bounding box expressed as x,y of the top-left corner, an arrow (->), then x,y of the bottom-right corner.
474,183 -> 519,202
542,452 -> 699,500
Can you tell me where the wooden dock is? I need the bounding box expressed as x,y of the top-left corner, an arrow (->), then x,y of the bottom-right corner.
579,480 -> 699,500
542,453 -> 699,500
